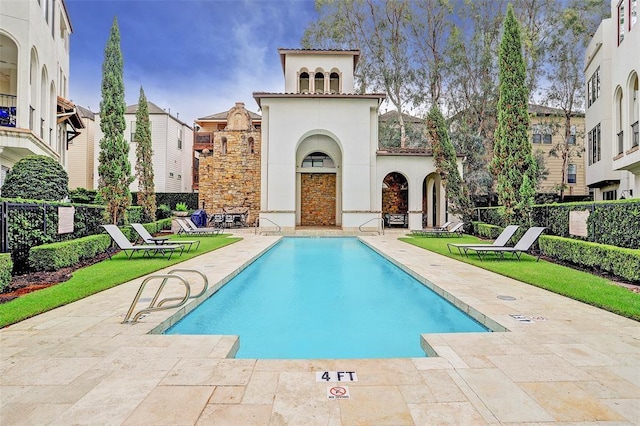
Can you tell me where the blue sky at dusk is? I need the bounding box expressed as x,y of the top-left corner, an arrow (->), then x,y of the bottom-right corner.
65,0 -> 318,124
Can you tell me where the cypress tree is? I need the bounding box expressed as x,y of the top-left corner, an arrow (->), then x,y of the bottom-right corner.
426,105 -> 473,224
491,4 -> 537,224
98,17 -> 132,225
134,87 -> 156,222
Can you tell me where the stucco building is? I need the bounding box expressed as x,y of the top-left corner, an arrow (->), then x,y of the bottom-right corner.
584,0 -> 639,200
196,48 -> 453,233
0,0 -> 83,190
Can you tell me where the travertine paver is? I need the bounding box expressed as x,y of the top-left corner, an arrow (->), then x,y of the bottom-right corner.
1,229 -> 639,425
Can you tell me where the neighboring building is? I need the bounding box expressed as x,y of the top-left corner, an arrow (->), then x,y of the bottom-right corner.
93,101 -> 194,194
194,102 -> 261,220
235,48 -> 453,232
0,0 -> 83,190
67,105 -> 95,189
529,104 -> 588,197
585,0 -> 639,200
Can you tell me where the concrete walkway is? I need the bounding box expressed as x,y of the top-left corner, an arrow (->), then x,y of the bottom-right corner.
1,230 -> 639,425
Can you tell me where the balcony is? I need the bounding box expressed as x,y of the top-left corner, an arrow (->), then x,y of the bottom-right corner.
632,121 -> 639,149
194,131 -> 214,151
0,94 -> 17,128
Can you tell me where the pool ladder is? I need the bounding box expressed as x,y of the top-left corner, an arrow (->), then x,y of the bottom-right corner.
359,217 -> 384,235
122,268 -> 208,324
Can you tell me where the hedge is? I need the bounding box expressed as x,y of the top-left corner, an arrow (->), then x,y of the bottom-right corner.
27,218 -> 172,272
0,254 -> 12,292
539,235 -> 640,283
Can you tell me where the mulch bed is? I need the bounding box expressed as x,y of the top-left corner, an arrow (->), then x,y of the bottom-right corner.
0,252 -> 112,304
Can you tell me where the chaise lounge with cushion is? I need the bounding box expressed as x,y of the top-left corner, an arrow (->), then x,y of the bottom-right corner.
102,224 -> 184,260
447,225 -> 520,255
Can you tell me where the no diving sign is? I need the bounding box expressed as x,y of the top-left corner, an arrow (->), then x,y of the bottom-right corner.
327,386 -> 350,400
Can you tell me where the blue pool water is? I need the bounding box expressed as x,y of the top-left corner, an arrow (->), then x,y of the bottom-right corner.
166,238 -> 488,358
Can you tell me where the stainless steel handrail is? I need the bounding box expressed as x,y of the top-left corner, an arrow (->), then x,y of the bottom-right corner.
255,217 -> 282,235
358,217 -> 384,235
122,268 -> 208,324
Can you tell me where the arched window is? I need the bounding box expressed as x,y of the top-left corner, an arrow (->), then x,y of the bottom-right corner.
630,73 -> 639,148
330,72 -> 340,94
248,137 -> 255,154
314,72 -> 324,94
615,87 -> 624,155
301,152 -> 334,168
221,136 -> 227,155
299,72 -> 309,93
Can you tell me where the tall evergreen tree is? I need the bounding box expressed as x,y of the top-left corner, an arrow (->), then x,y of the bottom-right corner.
491,4 -> 537,223
98,17 -> 132,225
426,105 -> 473,224
134,87 -> 156,222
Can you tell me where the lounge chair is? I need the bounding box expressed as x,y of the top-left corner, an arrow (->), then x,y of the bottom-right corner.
102,224 -> 184,260
131,223 -> 200,252
176,219 -> 222,235
434,221 -> 453,231
461,226 -> 546,261
447,225 -> 520,255
410,222 -> 464,237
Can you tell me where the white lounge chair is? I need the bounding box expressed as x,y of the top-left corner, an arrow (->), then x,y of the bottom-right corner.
410,222 -> 464,237
131,223 -> 200,252
102,225 -> 184,260
447,225 -> 520,255
176,219 -> 222,235
462,226 -> 546,261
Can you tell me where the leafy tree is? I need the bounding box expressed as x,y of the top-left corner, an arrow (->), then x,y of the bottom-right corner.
0,155 -> 68,201
491,4 -> 537,223
97,17 -> 132,225
134,87 -> 156,222
426,105 -> 473,223
303,0 -> 416,147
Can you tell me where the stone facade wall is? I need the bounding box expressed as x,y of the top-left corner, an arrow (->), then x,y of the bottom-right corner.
198,130 -> 261,225
301,173 -> 336,226
382,187 -> 408,214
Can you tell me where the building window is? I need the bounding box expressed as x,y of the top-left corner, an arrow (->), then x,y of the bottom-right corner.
248,137 -> 255,154
178,129 -> 182,149
618,0 -> 625,44
314,72 -> 324,94
568,125 -> 577,145
532,124 -> 552,144
221,136 -> 227,155
632,0 -> 638,29
567,164 -> 577,184
301,152 -> 334,168
330,72 -> 340,94
299,72 -> 309,93
588,123 -> 601,165
603,189 -> 617,200
587,67 -> 600,108
130,121 -> 136,142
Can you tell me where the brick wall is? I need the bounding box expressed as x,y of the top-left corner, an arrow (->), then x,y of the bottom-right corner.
301,173 -> 336,226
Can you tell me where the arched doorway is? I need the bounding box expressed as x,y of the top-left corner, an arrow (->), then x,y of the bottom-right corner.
382,172 -> 408,227
423,173 -> 445,228
296,134 -> 342,227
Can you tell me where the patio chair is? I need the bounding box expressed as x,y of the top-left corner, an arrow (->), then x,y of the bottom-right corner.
447,225 -> 520,255
102,225 -> 184,260
176,219 -> 222,235
434,221 -> 453,231
461,226 -> 546,261
410,222 -> 464,237
131,223 -> 200,252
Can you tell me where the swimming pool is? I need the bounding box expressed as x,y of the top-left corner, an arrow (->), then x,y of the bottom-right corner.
166,237 -> 488,358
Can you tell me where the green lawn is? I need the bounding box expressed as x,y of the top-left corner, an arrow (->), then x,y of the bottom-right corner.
400,234 -> 640,321
0,235 -> 241,328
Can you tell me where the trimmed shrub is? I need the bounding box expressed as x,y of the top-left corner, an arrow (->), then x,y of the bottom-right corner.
29,234 -> 112,272
126,206 -> 143,224
539,235 -> 640,283
0,254 -> 13,292
472,222 -> 503,239
1,155 -> 69,201
156,204 -> 172,220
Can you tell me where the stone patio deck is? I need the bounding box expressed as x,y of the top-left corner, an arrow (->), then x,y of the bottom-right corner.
1,229 -> 638,425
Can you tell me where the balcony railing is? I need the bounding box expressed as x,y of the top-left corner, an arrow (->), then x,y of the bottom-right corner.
0,94 -> 17,128
632,121 -> 639,148
617,130 -> 624,155
194,132 -> 213,145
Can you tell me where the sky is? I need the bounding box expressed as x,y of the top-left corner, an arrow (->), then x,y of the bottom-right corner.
65,0 -> 318,125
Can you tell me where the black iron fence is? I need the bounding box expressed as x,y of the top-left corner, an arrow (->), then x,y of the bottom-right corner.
1,201 -> 105,273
